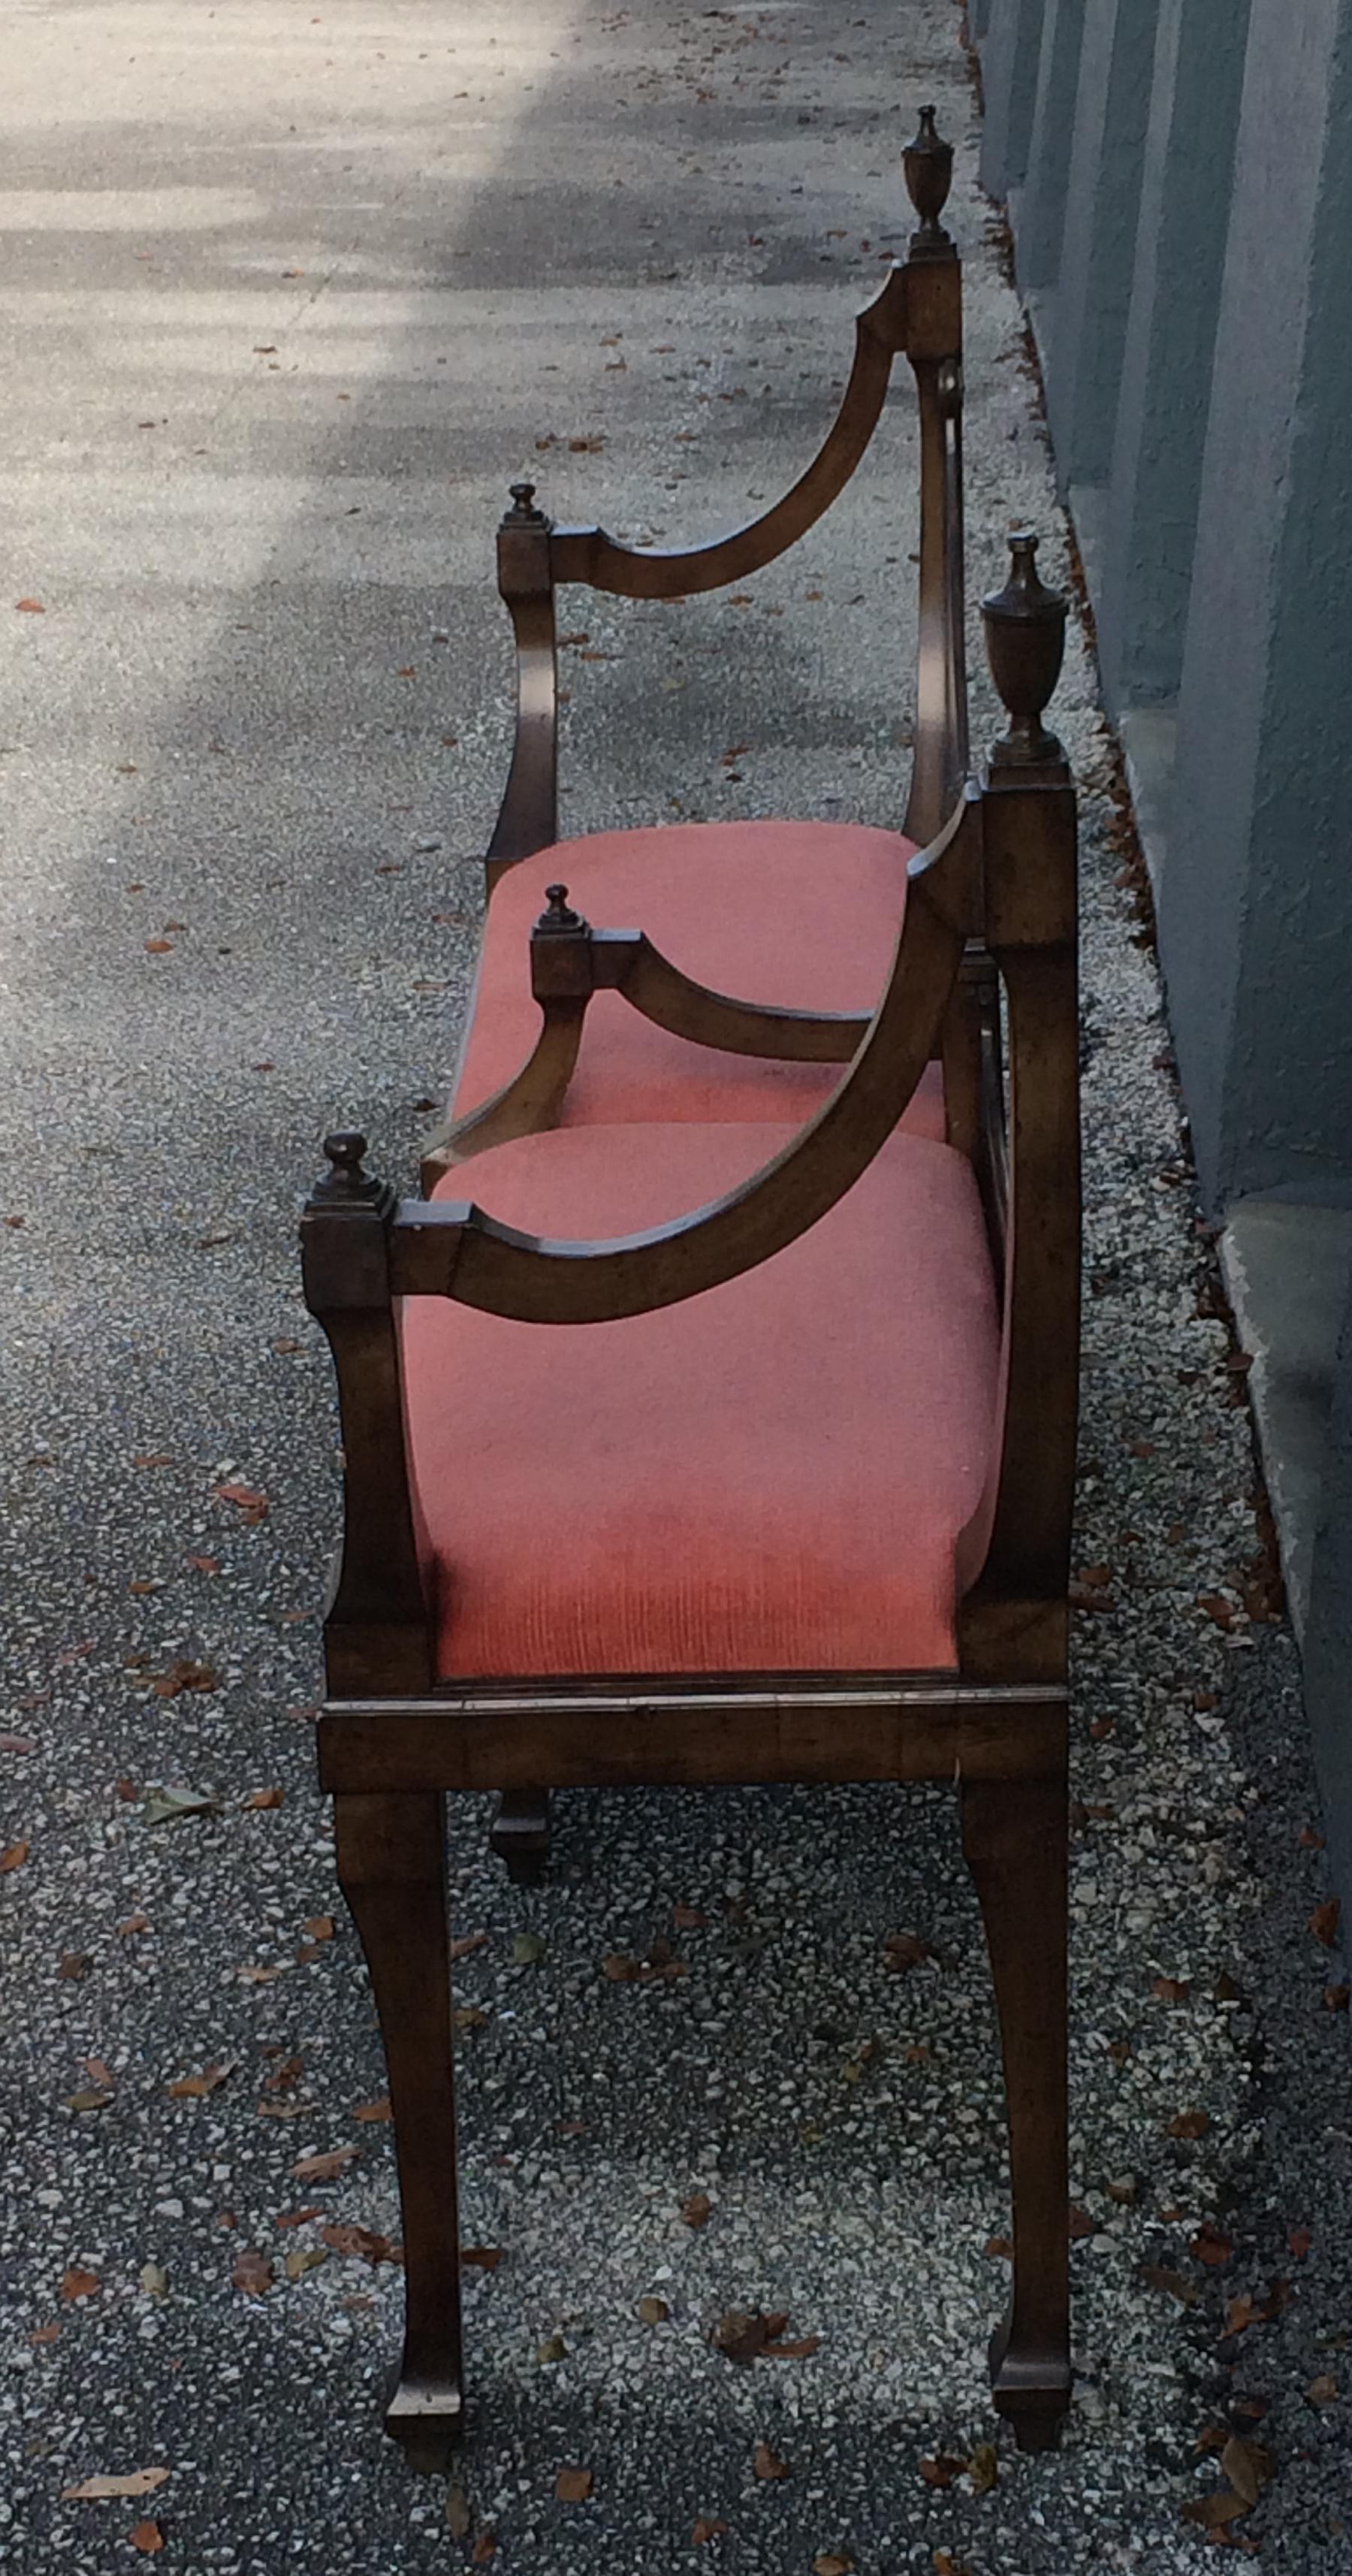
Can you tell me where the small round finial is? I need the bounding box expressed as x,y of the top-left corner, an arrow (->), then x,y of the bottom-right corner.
313,1129 -> 388,1207
536,881 -> 586,934
903,104 -> 953,248
982,530 -> 1067,767
503,479 -> 549,527
324,1130 -> 367,1179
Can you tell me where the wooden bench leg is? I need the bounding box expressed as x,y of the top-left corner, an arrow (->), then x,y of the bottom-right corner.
334,1789 -> 464,2469
960,1772 -> 1071,2452
490,1786 -> 551,1884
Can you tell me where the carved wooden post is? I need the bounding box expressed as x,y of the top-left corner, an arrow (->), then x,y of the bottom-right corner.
960,532 -> 1076,2453
301,1132 -> 431,1696
485,480 -> 559,888
902,110 -> 968,844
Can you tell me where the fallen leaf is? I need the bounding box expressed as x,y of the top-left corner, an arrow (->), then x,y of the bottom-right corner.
139,2265 -> 167,2299
1288,2224 -> 1313,2261
284,2247 -> 327,2281
129,2521 -> 165,2555
1139,2264 -> 1198,2306
1307,2372 -> 1338,2406
983,2236 -> 1013,2259
1068,2204 -> 1096,2242
353,2097 -> 391,2124
1191,2223 -> 1233,2268
1324,1983 -> 1350,2011
60,2267 -> 101,2302
0,1732 -> 38,1753
133,1454 -> 174,1469
62,2469 -> 170,2501
1152,1976 -> 1191,2004
231,2250 -> 272,2297
1105,2175 -> 1137,2205
672,1902 -> 707,1930
555,2466 -> 593,2502
1,1840 -> 30,1872
813,2555 -> 853,2576
1198,1592 -> 1236,1629
1180,2490 -> 1249,2531
1166,2109 -> 1210,2140
967,2442 -> 998,2493
638,2294 -> 668,2324
693,2519 -> 729,2545
535,2333 -> 567,2363
236,1964 -> 285,1984
29,2321 -> 59,2345
142,1783 -> 221,1826
293,2146 -> 358,2182
445,2487 -> 472,2539
63,2087 -> 113,2113
681,2192 -> 712,2229
470,2529 -> 496,2564
460,2245 -> 504,2272
186,1554 -> 219,1575
714,2309 -> 781,2364
1220,2435 -> 1273,2508
919,2456 -> 967,2489
302,1915 -> 335,1942
883,1931 -> 931,1972
243,1786 -> 284,1810
1310,1898 -> 1341,1948
261,2053 -> 303,2097
167,2062 -> 234,2099
16,597 -> 44,613
1299,1823 -> 1326,1850
602,1952 -> 640,1982
212,1480 -> 269,1523
932,2557 -> 972,2576
319,2222 -> 397,2266
117,1913 -> 149,1937
512,1931 -> 546,1965
273,2207 -> 322,2230
753,2442 -> 788,2481
150,1659 -> 218,1700
143,940 -> 174,955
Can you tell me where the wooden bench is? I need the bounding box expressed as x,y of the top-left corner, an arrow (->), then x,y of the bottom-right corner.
300,113 -> 1081,2470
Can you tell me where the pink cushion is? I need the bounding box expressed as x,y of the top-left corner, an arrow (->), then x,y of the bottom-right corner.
401,1122 -> 999,1680
454,821 -> 946,1140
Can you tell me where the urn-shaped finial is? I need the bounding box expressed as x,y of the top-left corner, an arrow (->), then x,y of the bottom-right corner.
982,530 -> 1068,767
903,104 -> 953,249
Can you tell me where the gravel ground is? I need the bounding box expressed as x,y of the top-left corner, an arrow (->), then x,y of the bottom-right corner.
2,3 -> 1350,2569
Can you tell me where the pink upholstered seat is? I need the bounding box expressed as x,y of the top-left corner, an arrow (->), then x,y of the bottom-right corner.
454,820 -> 947,1140
401,1120 -> 999,1681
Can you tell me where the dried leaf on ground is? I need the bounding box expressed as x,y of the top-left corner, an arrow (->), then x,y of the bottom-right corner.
1,1840 -> 30,1872
117,1913 -> 149,1937
231,2249 -> 272,2297
535,2334 -> 566,2364
1309,1899 -> 1341,1948
261,2053 -> 303,2097
967,2442 -> 998,2493
273,2207 -> 322,2230
512,1931 -> 546,1965
1152,1975 -> 1191,2004
681,2191 -> 712,2229
883,1931 -> 931,1973
1287,2223 -> 1313,2260
693,2519 -> 729,2545
285,2248 -> 328,2282
602,1952 -> 640,1982
64,2086 -> 113,2113
58,1952 -> 93,1981
919,2456 -> 967,2489
1191,2223 -> 1234,2268
469,2529 -> 496,2563
142,1783 -> 221,1826
150,1659 -> 218,1700
813,2554 -> 853,2575
1325,1983 -> 1350,2011
753,2442 -> 788,2480
983,2236 -> 1013,2260
638,2295 -> 668,2324
60,2268 -> 101,2302
1139,2264 -> 1198,2306
1166,2109 -> 1210,2140
554,2467 -> 593,2502
353,2097 -> 391,2124
243,1786 -> 284,1810
445,2488 -> 472,2539
63,2468 -> 169,2501
672,1902 -> 707,1930
303,1915 -> 335,1942
1068,2204 -> 1095,2241
1220,2436 -> 1273,2508
1307,2373 -> 1338,2406
213,1480 -> 269,1521
167,2062 -> 234,2099
129,2521 -> 165,2555
1180,2490 -> 1250,2531
319,2222 -> 397,2266
460,2245 -> 504,2272
139,2265 -> 167,2298
293,2146 -> 358,2182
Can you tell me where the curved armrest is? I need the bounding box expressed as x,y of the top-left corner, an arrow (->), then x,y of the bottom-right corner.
390,788 -> 979,1324
548,266 -> 910,602
614,935 -> 862,1061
